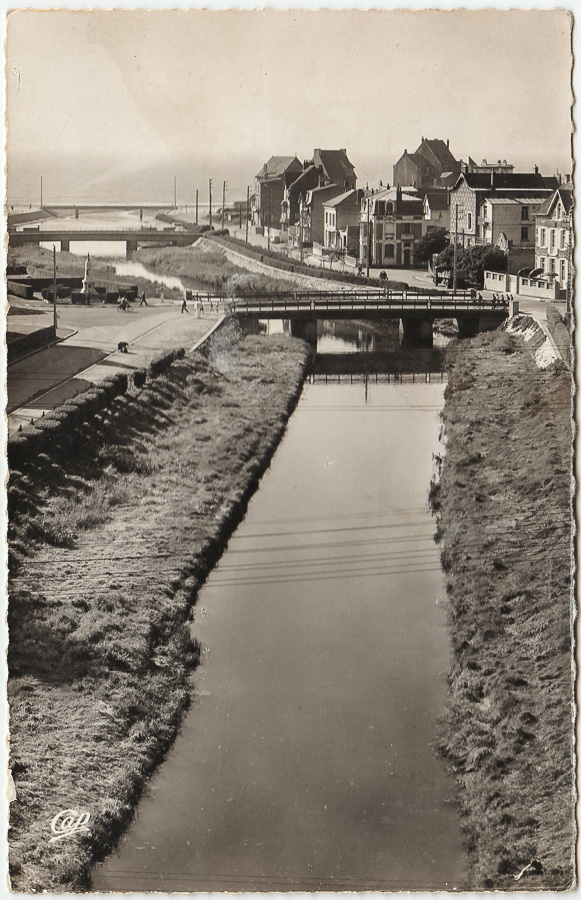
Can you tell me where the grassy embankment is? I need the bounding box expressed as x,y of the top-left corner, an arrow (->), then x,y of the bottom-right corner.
8,242 -> 295,303
432,325 -> 574,889
8,323 -> 311,892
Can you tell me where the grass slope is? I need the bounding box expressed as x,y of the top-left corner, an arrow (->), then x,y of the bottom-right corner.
8,325 -> 311,892
432,328 -> 574,889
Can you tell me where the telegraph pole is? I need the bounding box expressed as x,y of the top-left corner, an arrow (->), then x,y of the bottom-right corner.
246,186 -> 249,242
40,176 -> 43,208
195,189 -> 199,226
366,197 -> 371,278
452,203 -> 458,291
174,176 -> 177,209
52,245 -> 57,337
222,181 -> 226,231
267,187 -> 271,250
209,179 -> 213,228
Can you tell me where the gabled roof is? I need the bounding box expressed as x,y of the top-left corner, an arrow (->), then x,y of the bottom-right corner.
313,149 -> 356,184
535,186 -> 574,217
424,191 -> 449,210
288,165 -> 318,190
256,156 -> 301,179
304,183 -> 342,205
482,196 -> 548,206
454,172 -> 557,192
324,189 -> 359,208
419,139 -> 458,168
406,152 -> 430,168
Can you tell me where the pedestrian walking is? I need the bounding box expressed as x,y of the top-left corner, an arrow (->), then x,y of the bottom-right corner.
181,297 -> 189,314
140,290 -> 148,306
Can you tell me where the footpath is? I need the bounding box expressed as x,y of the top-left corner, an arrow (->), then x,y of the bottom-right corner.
7,299 -> 222,433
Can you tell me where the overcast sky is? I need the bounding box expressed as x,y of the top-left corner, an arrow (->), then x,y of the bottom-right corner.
6,9 -> 573,202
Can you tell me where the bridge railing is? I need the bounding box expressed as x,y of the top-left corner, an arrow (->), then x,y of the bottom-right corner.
204,289 -> 506,314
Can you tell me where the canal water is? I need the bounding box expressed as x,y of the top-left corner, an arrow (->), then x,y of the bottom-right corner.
92,324 -> 468,892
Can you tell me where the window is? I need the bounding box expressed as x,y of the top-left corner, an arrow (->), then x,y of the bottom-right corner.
467,213 -> 472,230
560,230 -> 566,249
376,223 -> 383,240
521,226 -> 529,242
539,228 -> 546,246
384,243 -> 394,258
521,206 -> 529,220
550,229 -> 556,249
561,260 -> 566,282
551,258 -> 556,272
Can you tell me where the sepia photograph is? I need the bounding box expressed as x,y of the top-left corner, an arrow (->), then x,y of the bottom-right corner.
4,6 -> 575,894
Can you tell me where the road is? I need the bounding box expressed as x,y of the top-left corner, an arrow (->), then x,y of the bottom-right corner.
7,300 -> 222,431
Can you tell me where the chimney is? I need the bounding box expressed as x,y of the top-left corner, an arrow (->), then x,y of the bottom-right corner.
491,170 -> 495,188
534,164 -> 539,175
447,138 -> 450,149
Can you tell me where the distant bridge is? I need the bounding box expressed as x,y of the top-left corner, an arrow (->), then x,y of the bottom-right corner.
217,289 -> 509,342
8,228 -> 198,257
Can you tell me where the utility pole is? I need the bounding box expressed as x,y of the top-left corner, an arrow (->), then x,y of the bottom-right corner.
209,179 -> 213,228
246,186 -> 249,242
52,245 -> 57,337
40,176 -> 43,208
222,180 -> 226,231
195,189 -> 199,226
174,176 -> 177,209
366,198 -> 371,278
452,203 -> 458,291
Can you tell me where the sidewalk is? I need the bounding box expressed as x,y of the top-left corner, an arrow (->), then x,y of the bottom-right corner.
8,301 -> 222,433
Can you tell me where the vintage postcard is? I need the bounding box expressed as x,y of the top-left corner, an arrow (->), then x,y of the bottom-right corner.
4,7 -> 575,894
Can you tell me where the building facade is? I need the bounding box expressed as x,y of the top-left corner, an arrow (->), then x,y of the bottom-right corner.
393,138 -> 461,189
323,190 -> 361,252
359,187 -> 424,267
448,171 -> 558,248
534,185 -> 573,294
476,196 -> 546,249
253,156 -> 303,228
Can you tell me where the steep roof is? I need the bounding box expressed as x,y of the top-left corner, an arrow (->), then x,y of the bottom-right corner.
456,172 -> 555,192
424,190 -> 449,210
313,149 -> 356,184
535,186 -> 574,217
419,139 -> 458,168
256,156 -> 301,179
324,189 -> 359,208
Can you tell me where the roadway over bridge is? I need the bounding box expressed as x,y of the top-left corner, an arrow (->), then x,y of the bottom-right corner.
8,228 -> 198,257
217,288 -> 509,343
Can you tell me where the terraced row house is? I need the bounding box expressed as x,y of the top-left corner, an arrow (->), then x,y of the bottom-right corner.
252,149 -> 357,245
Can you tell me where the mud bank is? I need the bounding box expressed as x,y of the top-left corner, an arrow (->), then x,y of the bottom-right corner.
432,324 -> 574,889
8,323 -> 311,892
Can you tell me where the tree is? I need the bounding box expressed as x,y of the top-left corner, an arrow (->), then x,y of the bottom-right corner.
413,227 -> 448,265
435,243 -> 507,287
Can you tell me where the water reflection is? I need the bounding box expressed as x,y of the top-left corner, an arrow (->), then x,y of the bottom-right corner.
314,319 -> 448,379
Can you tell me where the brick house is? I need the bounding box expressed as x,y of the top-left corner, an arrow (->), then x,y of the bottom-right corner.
252,156 -> 303,228
296,183 -> 346,247
393,138 -> 461,189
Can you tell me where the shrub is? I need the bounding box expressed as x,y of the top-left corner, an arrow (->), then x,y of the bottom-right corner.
7,435 -> 29,470
149,349 -> 183,378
